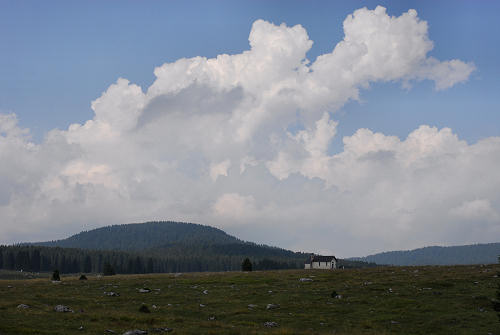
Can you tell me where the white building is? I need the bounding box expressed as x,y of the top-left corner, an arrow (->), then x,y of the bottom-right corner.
304,255 -> 337,270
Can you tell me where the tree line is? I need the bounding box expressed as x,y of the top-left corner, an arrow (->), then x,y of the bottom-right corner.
0,245 -> 303,275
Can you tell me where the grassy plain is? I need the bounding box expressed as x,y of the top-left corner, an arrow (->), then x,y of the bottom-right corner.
0,265 -> 499,335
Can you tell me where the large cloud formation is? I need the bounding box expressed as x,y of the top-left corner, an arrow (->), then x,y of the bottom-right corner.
1,6 -> 494,256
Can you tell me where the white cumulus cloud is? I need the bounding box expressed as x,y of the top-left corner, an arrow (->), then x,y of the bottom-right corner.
0,6 -> 493,256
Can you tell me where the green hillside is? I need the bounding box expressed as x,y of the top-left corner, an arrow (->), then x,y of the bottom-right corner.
352,243 -> 500,266
34,221 -> 240,251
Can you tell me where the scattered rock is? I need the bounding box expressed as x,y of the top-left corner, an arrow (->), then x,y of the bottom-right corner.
150,328 -> 173,333
268,290 -> 273,293
248,304 -> 258,309
266,303 -> 279,310
104,291 -> 120,297
17,304 -> 30,309
388,288 -> 393,293
54,305 -> 73,313
199,304 -> 206,308
208,316 -> 216,320
122,330 -> 147,335
78,326 -> 84,331
299,278 -> 313,282
139,305 -> 151,313
263,321 -> 279,327
152,304 -> 158,309
202,290 -> 208,295
334,294 -> 342,299
390,320 -> 399,324
139,288 -> 151,293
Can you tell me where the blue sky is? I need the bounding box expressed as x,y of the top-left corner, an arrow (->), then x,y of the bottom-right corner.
1,1 -> 499,255
2,1 -> 498,143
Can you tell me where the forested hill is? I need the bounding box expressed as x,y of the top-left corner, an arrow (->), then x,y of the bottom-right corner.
351,243 -> 500,266
34,221 -> 241,251
3,221 -> 315,274
1,221 -> 375,274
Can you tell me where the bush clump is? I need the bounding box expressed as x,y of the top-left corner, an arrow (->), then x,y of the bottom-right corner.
139,304 -> 150,313
51,270 -> 60,281
241,258 -> 252,272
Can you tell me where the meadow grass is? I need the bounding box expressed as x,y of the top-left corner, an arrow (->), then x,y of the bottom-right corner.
0,265 -> 498,334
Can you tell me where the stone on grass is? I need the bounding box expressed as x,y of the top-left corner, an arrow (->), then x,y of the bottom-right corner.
266,303 -> 279,310
17,304 -> 30,309
248,304 -> 258,309
122,330 -> 147,335
104,291 -> 120,297
202,290 -> 208,295
150,328 -> 172,333
139,288 -> 151,293
54,305 -> 73,313
299,278 -> 313,282
264,321 -> 279,327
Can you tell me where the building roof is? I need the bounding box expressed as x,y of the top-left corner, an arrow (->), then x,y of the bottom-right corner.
312,255 -> 337,262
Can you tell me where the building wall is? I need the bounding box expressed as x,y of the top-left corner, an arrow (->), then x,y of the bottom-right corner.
310,260 -> 336,269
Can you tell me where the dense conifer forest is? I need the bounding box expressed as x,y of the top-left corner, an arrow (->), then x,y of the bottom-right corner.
0,221 -> 376,274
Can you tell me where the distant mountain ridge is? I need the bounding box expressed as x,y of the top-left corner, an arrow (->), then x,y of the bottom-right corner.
351,243 -> 500,266
35,221 -> 241,251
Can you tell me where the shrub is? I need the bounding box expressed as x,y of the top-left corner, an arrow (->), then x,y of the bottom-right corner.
241,258 -> 252,272
79,274 -> 88,280
51,270 -> 60,281
139,304 -> 150,313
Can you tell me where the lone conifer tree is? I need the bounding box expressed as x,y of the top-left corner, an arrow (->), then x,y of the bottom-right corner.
241,258 -> 252,272
51,269 -> 60,281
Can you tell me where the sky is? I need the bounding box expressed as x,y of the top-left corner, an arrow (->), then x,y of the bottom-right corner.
1,1 -> 499,257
